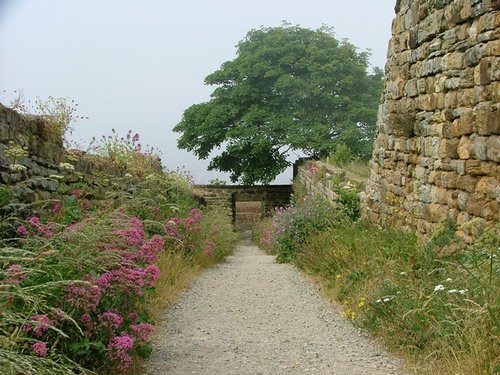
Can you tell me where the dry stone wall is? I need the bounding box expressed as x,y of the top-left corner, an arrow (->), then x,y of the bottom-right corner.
0,104 -> 139,211
362,0 -> 499,238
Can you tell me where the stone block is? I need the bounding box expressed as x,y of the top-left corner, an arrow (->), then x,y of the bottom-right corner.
451,159 -> 466,174
470,134 -> 488,160
486,40 -> 500,56
486,135 -> 500,161
441,52 -> 465,70
431,185 -> 451,204
445,91 -> 458,108
440,137 -> 460,158
466,196 -> 483,217
459,175 -> 479,192
423,203 -> 450,222
476,176 -> 500,199
465,43 -> 487,66
474,58 -> 493,85
474,103 -> 500,135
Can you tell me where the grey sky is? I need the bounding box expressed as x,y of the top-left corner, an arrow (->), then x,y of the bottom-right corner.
0,0 -> 395,184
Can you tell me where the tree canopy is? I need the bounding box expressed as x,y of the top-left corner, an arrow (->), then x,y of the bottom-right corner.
174,24 -> 383,185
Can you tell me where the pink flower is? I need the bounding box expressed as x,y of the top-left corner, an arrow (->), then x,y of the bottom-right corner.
80,313 -> 95,336
31,341 -> 47,357
109,334 -> 134,350
23,315 -> 52,338
16,226 -> 28,236
130,323 -> 155,343
7,264 -> 27,282
128,312 -> 139,322
71,189 -> 82,197
66,283 -> 102,312
144,265 -> 160,287
51,200 -> 62,214
99,311 -> 123,330
204,241 -> 216,257
114,228 -> 144,246
27,216 -> 40,226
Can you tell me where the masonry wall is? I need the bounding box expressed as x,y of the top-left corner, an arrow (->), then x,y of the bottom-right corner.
362,0 -> 499,238
0,104 -> 142,212
193,185 -> 293,230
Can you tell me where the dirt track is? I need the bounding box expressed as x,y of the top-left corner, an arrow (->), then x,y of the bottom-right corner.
145,235 -> 405,375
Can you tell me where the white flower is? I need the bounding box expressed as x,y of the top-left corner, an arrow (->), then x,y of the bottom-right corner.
399,271 -> 407,275
447,289 -> 458,294
124,173 -> 132,178
458,289 -> 468,294
376,299 -> 382,303
383,297 -> 393,303
59,162 -> 75,170
49,174 -> 64,180
434,284 -> 446,292
445,278 -> 453,282
9,164 -> 27,172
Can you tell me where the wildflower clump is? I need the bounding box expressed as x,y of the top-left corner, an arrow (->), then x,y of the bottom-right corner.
0,169 -> 237,374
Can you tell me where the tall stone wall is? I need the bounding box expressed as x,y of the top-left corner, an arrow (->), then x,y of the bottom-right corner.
362,0 -> 499,238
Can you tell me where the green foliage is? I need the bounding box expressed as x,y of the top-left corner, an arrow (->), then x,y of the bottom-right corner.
0,186 -> 13,208
330,143 -> 353,166
333,181 -> 361,221
175,23 -> 383,184
0,170 -> 236,374
289,220 -> 499,375
89,130 -> 162,177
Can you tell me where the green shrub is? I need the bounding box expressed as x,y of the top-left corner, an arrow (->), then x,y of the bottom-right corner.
0,186 -> 13,208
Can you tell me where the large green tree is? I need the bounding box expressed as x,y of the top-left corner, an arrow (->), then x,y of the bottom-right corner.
174,24 -> 383,184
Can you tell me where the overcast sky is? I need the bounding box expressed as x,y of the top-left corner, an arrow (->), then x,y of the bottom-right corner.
0,0 -> 395,184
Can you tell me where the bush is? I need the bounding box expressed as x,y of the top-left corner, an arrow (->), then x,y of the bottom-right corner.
0,171 -> 236,374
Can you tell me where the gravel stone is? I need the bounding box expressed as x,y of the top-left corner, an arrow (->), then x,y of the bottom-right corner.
145,234 -> 406,375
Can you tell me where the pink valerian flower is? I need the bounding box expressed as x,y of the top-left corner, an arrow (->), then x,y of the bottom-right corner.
98,310 -> 124,330
184,208 -> 202,231
113,227 -> 144,246
16,226 -> 28,236
6,264 -> 27,284
111,267 -> 147,296
80,199 -> 90,211
130,323 -> 155,343
66,283 -> 102,312
80,313 -> 95,336
139,235 -> 165,263
27,216 -> 40,226
26,217 -> 55,238
164,217 -> 183,239
107,334 -> 135,372
144,265 -> 160,287
204,241 -> 216,257
92,272 -> 113,289
71,189 -> 82,197
128,312 -> 139,322
128,217 -> 143,229
23,315 -> 52,338
31,341 -> 47,357
51,200 -> 62,214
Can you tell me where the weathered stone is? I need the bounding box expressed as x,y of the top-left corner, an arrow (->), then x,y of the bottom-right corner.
474,58 -> 493,85
486,135 -> 500,161
474,103 -> 500,135
470,134 -> 488,159
476,176 -> 500,199
465,43 -> 487,66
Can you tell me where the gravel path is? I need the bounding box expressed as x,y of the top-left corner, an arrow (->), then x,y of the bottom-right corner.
145,234 -> 405,375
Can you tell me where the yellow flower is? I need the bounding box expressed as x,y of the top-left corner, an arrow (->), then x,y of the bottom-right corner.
357,298 -> 365,308
336,274 -> 342,279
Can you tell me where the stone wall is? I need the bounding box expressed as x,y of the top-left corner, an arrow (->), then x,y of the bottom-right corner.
0,104 -> 137,209
193,185 -> 293,230
362,0 -> 499,238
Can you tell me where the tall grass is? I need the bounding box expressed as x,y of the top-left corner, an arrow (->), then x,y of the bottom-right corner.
0,171 -> 237,374
258,182 -> 499,374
